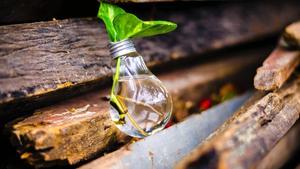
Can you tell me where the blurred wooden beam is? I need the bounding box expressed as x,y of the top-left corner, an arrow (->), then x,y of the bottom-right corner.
1,1 -> 300,117
255,21 -> 300,91
6,46 -> 269,168
176,77 -> 300,169
256,121 -> 300,169
254,48 -> 300,91
281,21 -> 300,49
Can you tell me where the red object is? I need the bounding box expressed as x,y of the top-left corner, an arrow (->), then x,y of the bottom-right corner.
165,120 -> 173,128
199,98 -> 212,111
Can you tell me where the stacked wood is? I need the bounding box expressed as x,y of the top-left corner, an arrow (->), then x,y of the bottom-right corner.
78,117 -> 300,169
1,1 -> 300,117
254,21 -> 300,91
6,46 -> 269,168
175,78 -> 300,169
256,121 -> 300,169
1,1 -> 300,168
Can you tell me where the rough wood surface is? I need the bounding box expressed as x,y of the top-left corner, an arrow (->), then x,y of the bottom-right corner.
255,20 -> 300,91
254,47 -> 300,91
6,47 -> 268,168
1,1 -> 300,116
281,21 -> 300,49
176,78 -> 300,169
256,121 -> 300,169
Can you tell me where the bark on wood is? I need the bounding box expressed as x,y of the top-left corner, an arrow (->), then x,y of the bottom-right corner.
256,121 -> 300,169
281,21 -> 300,49
6,49 -> 267,168
1,1 -> 300,116
175,78 -> 300,169
254,47 -> 300,91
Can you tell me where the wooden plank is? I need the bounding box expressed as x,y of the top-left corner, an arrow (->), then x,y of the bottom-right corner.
0,0 -> 298,25
281,21 -> 300,49
256,121 -> 300,169
1,1 -> 300,116
254,21 -> 300,91
5,46 -> 270,168
78,92 -> 252,169
254,47 -> 300,91
175,78 -> 300,169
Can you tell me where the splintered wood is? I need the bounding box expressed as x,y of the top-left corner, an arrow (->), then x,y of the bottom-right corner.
256,121 -> 300,169
254,48 -> 300,91
255,21 -> 300,91
176,78 -> 300,169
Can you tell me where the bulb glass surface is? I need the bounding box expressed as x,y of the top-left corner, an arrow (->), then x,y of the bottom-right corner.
110,52 -> 172,138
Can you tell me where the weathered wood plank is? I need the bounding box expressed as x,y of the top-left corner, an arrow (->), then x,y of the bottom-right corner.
1,0 -> 298,25
1,1 -> 300,116
256,121 -> 300,169
254,21 -> 300,91
78,92 -> 252,169
281,21 -> 300,49
254,47 -> 300,91
6,46 -> 270,168
175,78 -> 300,169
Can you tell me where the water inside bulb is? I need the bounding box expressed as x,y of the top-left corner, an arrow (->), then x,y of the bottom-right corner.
110,54 -> 172,138
109,40 -> 173,138
110,75 -> 172,138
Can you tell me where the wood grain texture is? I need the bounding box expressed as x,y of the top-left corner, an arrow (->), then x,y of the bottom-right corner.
256,121 -> 300,169
254,47 -> 300,91
1,1 -> 300,116
255,20 -> 300,91
6,47 -> 268,168
176,78 -> 300,169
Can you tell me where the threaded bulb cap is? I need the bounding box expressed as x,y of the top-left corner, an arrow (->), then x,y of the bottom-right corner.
108,40 -> 136,59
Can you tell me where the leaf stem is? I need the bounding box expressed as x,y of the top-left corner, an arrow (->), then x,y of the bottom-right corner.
117,95 -> 163,116
110,57 -> 148,137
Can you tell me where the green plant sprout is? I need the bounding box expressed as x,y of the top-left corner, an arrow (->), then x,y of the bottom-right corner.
98,2 -> 177,42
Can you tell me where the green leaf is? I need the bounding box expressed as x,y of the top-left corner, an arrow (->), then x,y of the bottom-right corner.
113,13 -> 177,40
97,2 -> 177,42
97,2 -> 125,41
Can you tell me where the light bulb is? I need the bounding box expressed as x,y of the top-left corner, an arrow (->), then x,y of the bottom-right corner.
108,40 -> 173,138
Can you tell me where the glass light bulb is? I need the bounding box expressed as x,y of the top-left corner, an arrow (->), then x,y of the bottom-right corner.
109,40 -> 173,138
